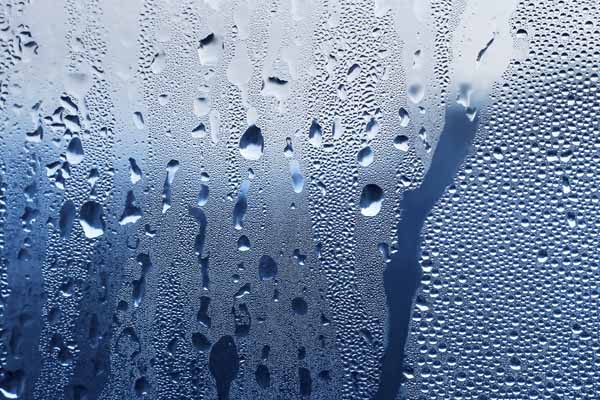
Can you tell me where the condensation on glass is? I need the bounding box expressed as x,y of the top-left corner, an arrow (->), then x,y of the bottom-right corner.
0,0 -> 599,399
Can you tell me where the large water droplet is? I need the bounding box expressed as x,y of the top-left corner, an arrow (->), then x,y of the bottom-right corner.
357,146 -> 374,167
289,160 -> 304,193
258,255 -> 278,281
209,335 -> 239,400
133,112 -> 145,130
255,365 -> 271,389
119,191 -> 142,225
365,117 -> 379,140
0,369 -> 25,400
198,33 -> 223,66
237,235 -> 251,251
239,125 -> 264,161
398,107 -> 410,127
197,184 -> 210,206
393,135 -> 410,152
79,201 -> 105,238
292,297 -> 308,315
359,184 -> 384,217
59,200 -> 76,238
192,332 -> 212,352
66,137 -> 84,165
408,83 -> 424,104
308,119 -> 322,148
129,158 -> 142,184
192,122 -> 208,139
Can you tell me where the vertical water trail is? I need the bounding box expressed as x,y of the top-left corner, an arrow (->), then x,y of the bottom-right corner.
376,105 -> 480,399
376,1 -> 519,395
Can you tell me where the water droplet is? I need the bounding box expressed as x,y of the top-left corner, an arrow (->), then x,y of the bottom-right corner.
66,137 -> 84,165
239,125 -> 264,161
258,255 -> 277,281
255,365 -> 271,389
119,191 -> 142,225
237,235 -> 251,251
0,369 -> 25,399
284,137 -> 294,158
516,28 -> 528,39
209,336 -> 239,399
59,200 -> 75,238
347,63 -> 361,82
192,122 -> 208,139
134,376 -> 151,397
198,33 -> 223,66
357,146 -> 374,167
192,332 -> 211,352
393,135 -> 410,152
133,112 -> 145,130
197,184 -> 210,206
233,180 -> 249,230
26,126 -> 43,143
359,184 -> 384,217
332,115 -> 344,139
408,83 -> 425,104
129,158 -> 142,184
79,201 -> 105,238
308,119 -> 322,148
289,160 -> 304,193
292,297 -> 308,315
365,117 -> 379,140
398,107 -> 410,127
193,97 -> 211,117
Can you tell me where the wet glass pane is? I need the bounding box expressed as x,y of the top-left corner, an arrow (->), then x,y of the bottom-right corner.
0,0 -> 599,399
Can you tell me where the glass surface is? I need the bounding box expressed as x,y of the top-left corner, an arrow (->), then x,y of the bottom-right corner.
0,0 -> 598,399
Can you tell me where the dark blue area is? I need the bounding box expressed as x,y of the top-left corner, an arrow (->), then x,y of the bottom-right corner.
376,105 -> 479,399
209,335 -> 240,400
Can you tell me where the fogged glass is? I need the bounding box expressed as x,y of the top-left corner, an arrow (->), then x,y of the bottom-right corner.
0,0 -> 598,399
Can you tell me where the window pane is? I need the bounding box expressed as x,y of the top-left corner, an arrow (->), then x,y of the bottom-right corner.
0,0 -> 598,399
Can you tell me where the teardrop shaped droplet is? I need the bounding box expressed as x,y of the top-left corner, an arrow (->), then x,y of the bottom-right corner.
239,125 -> 264,161
359,184 -> 384,217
